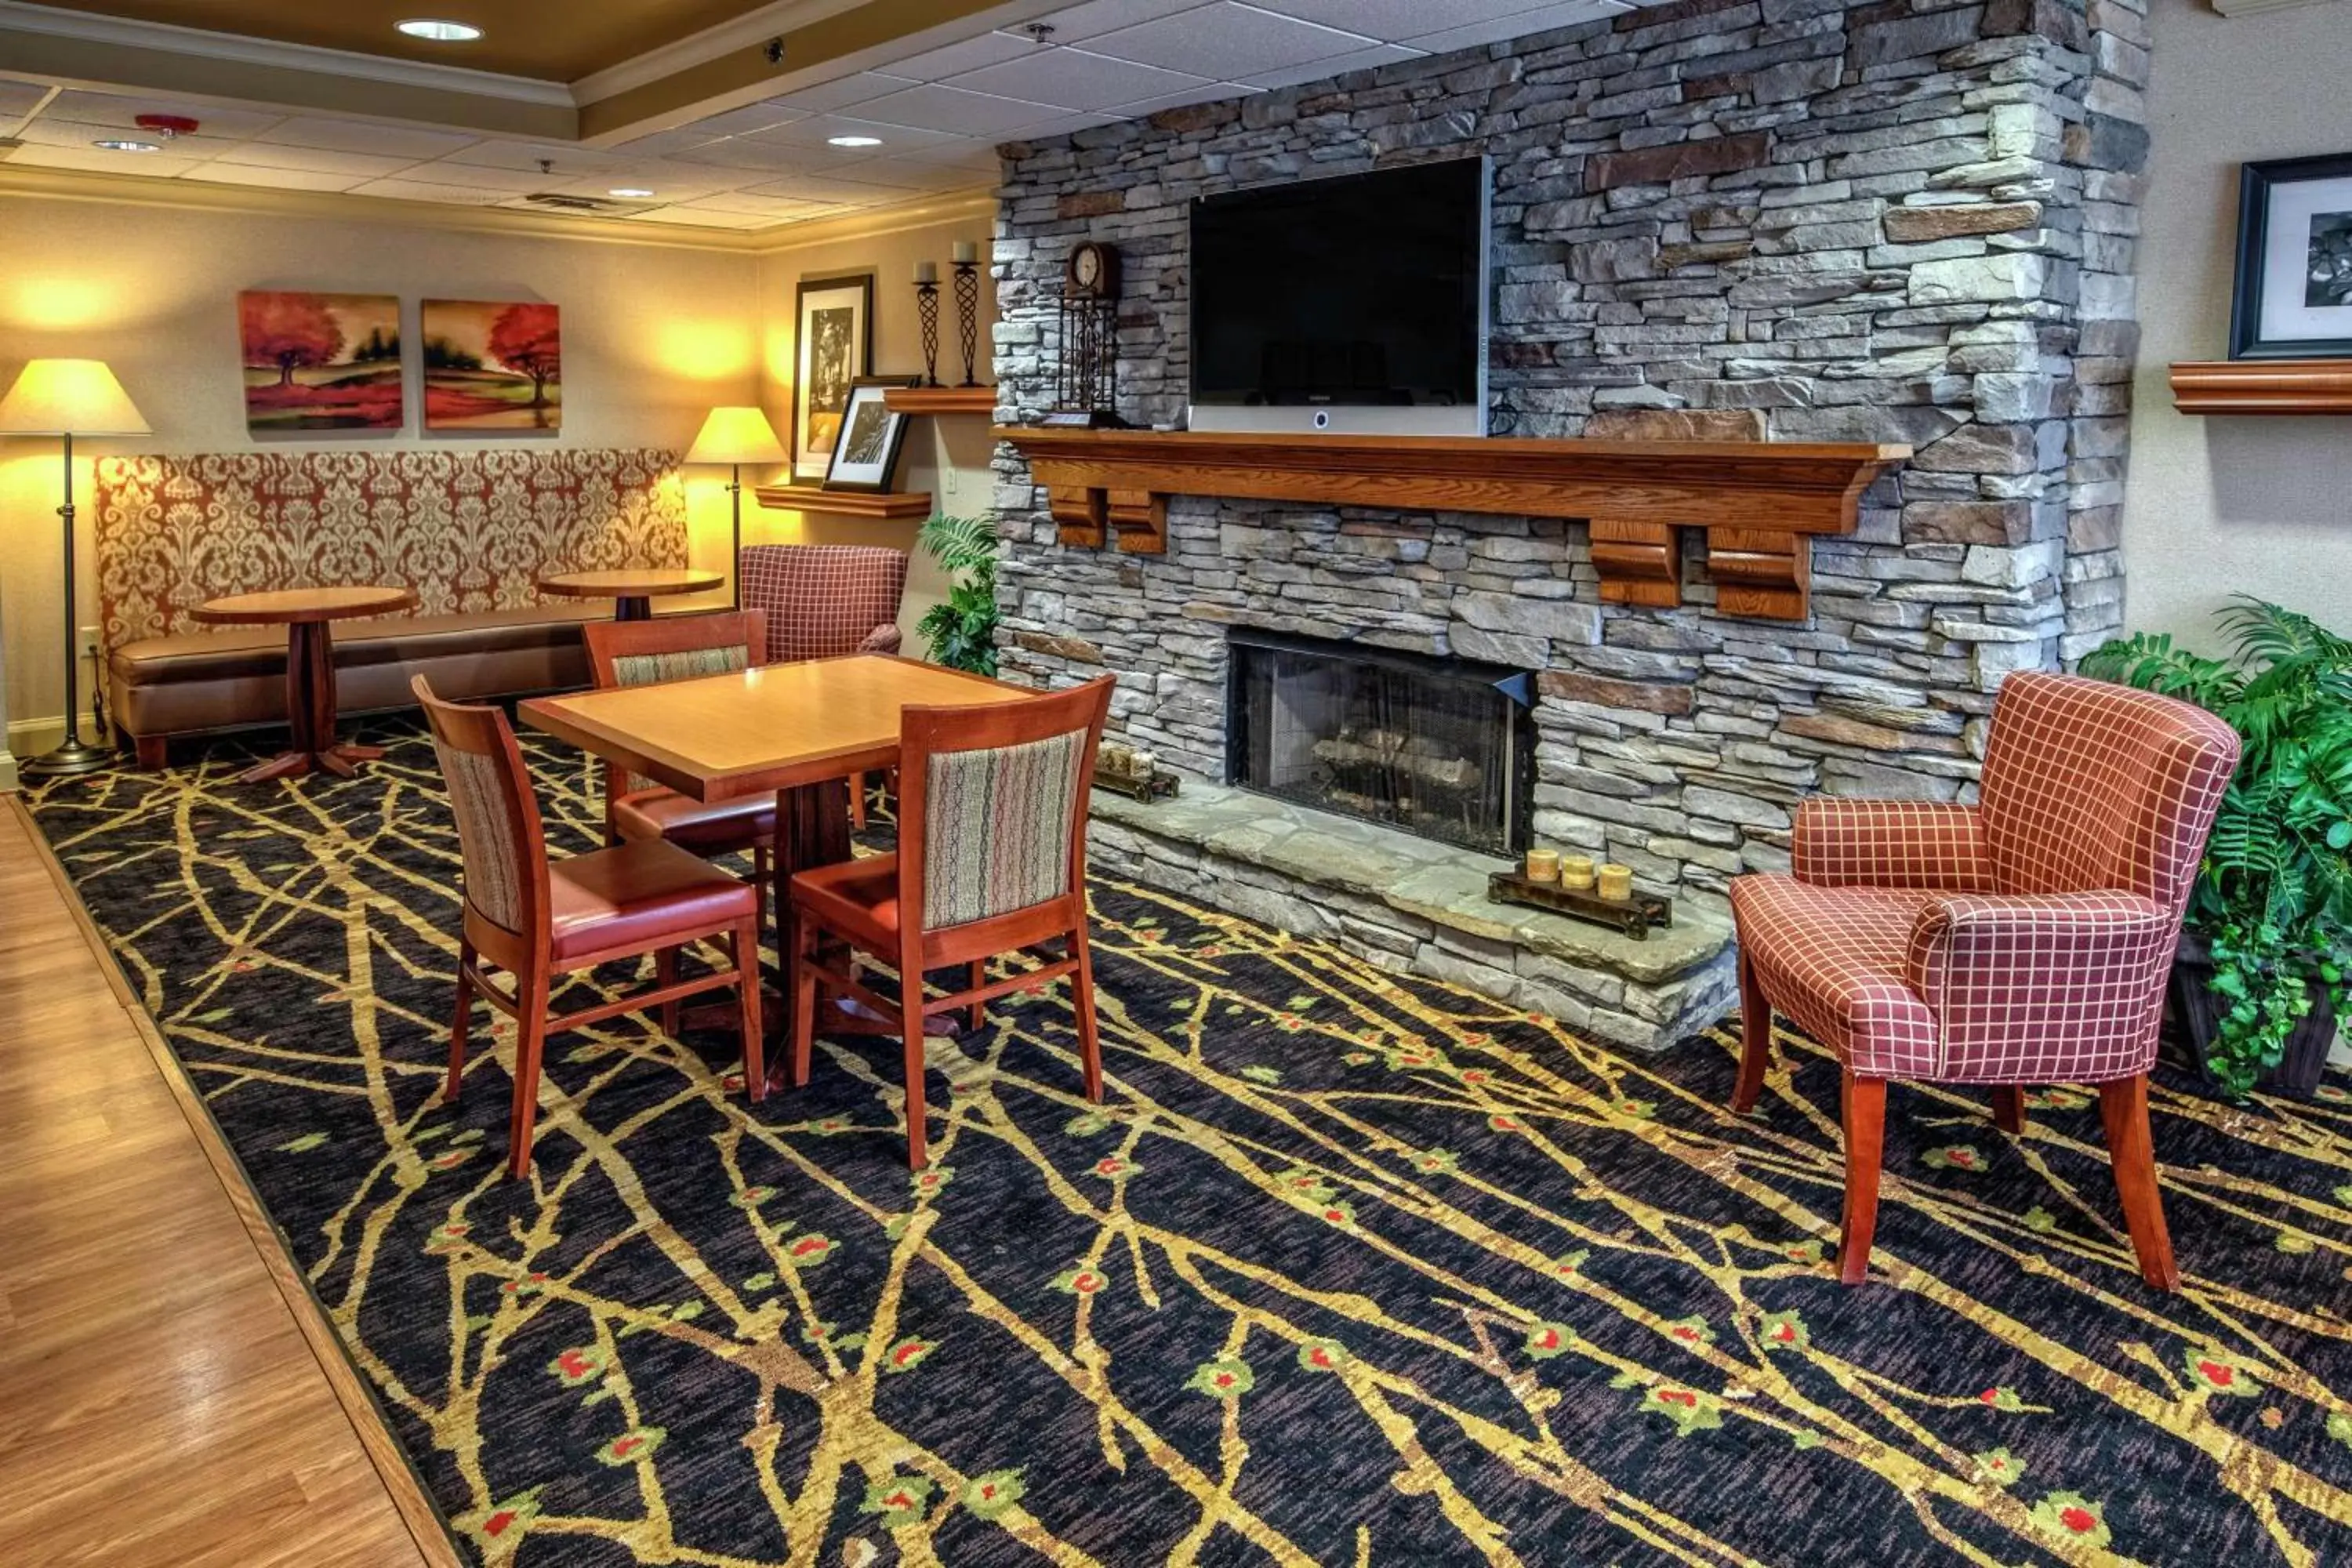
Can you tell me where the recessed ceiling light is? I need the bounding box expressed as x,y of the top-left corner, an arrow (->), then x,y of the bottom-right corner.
827,135 -> 883,148
93,138 -> 163,153
397,18 -> 482,42
609,187 -> 655,198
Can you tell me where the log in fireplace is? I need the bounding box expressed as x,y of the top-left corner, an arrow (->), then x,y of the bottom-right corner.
1226,630 -> 1535,858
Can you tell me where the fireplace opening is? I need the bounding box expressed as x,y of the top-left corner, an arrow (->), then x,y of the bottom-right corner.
1226,630 -> 1535,857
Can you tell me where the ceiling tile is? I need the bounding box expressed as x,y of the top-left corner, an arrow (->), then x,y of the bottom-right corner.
768,72 -> 923,114
2,142 -> 202,178
606,127 -> 728,158
1101,83 -> 1252,118
668,138 -> 834,173
1080,2 -> 1376,78
350,177 -> 511,205
252,115 -> 477,160
622,206 -> 778,229
678,101 -> 807,137
405,159 -> 572,194
851,83 -> 1068,137
945,47 -> 1210,111
0,80 -> 54,121
822,155 -> 992,191
12,116 -> 240,159
673,191 -> 843,218
739,172 -> 909,205
1014,0 -> 1219,45
744,114 -> 966,153
1248,0 -> 1547,35
45,89 -> 285,140
179,162 -> 367,194
1004,108 -> 1129,140
1403,0 -> 1627,51
1235,42 -> 1425,89
884,29 -> 1042,80
212,143 -> 423,178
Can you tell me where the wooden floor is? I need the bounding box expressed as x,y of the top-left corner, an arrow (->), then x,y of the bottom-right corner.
0,796 -> 450,1566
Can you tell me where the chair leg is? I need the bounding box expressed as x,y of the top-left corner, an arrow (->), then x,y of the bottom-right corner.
1991,1086 -> 2027,1135
1839,1070 -> 1886,1287
445,938 -> 475,1102
1733,947 -> 1773,1114
507,975 -> 551,1180
735,919 -> 766,1104
967,959 -> 986,1034
900,991 -> 930,1171
788,913 -> 818,1090
2100,1074 -> 2180,1291
753,844 -> 771,937
1073,924 -> 1104,1104
656,946 -> 681,1036
850,771 -> 868,831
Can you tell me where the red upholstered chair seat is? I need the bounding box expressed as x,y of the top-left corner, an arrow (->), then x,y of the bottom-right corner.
1729,670 -> 2240,1291
790,855 -> 902,951
612,789 -> 778,856
547,840 -> 758,964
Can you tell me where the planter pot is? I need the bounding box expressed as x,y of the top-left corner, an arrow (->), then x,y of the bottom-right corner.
2167,934 -> 2336,1098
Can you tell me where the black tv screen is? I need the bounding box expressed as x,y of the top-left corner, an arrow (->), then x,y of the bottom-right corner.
1189,158 -> 1489,419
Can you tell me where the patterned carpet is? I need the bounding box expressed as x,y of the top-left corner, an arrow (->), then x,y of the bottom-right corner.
25,719 -> 2352,1568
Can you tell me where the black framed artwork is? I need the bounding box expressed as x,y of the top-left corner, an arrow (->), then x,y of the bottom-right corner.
822,376 -> 920,492
791,272 -> 875,478
2230,152 -> 2352,360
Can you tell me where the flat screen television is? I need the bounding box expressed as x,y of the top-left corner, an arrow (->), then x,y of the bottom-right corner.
1189,157 -> 1490,437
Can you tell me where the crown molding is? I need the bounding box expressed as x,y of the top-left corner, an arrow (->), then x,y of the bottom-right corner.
0,161 -> 996,255
0,1 -> 574,105
572,0 -> 866,107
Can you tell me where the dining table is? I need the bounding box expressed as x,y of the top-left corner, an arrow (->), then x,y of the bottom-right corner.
535,566 -> 726,622
192,584 -> 418,783
517,654 -> 1033,1065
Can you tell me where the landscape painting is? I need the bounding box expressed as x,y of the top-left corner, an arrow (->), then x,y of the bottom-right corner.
238,291 -> 404,432
421,298 -> 562,432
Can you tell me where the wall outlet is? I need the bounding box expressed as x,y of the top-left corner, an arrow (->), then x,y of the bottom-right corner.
79,625 -> 100,657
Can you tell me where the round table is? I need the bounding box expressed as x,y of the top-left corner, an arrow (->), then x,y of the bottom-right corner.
191,586 -> 418,783
536,568 -> 724,622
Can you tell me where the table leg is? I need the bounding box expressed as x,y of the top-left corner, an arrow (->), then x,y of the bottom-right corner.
234,619 -> 385,785
615,595 -> 653,622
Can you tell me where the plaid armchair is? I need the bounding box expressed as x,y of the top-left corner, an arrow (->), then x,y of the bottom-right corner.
1730,671 -> 2239,1290
738,545 -> 907,663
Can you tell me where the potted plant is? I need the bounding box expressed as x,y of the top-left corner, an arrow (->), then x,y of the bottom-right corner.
914,514 -> 1000,677
2082,598 -> 2352,1099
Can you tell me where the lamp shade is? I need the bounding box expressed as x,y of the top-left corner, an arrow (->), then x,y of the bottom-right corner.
0,358 -> 151,436
685,405 -> 785,467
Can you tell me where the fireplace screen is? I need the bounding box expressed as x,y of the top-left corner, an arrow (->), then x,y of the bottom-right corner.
1227,631 -> 1534,856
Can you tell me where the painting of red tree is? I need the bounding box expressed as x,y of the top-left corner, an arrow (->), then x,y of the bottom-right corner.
238,291 -> 403,432
423,298 -> 563,432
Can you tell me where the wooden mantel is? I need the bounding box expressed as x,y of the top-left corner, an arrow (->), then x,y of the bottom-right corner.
995,426 -> 1909,620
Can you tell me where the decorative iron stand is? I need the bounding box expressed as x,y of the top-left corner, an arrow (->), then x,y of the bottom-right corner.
915,278 -> 942,387
953,258 -> 982,387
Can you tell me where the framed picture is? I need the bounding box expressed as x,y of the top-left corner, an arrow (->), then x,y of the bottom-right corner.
238,291 -> 404,432
823,376 -> 920,492
793,272 -> 874,478
421,299 -> 562,431
2230,153 -> 2352,360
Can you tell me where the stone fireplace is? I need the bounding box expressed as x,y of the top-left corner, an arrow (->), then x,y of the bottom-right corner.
1228,630 -> 1536,858
986,0 -> 2151,1049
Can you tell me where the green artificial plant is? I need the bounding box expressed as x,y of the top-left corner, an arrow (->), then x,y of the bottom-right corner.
2082,597 -> 2352,1098
915,514 -> 1000,677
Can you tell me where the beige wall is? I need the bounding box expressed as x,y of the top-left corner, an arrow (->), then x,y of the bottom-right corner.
2122,0 -> 2352,646
0,192 -> 1001,758
753,215 -> 1000,646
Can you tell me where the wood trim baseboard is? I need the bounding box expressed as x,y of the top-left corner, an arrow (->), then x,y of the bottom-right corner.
9,794 -> 463,1568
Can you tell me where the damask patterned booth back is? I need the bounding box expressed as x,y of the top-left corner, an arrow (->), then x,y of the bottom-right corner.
92,448 -> 687,655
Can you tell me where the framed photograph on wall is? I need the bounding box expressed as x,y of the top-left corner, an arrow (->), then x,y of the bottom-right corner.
2230,152 -> 2352,360
823,376 -> 920,492
793,272 -> 874,478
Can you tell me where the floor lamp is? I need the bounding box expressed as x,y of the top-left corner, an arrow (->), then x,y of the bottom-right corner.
684,407 -> 786,608
0,360 -> 151,778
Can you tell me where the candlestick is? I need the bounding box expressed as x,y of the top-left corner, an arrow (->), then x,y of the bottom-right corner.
915,279 -> 942,387
953,257 -> 982,387
913,260 -> 938,284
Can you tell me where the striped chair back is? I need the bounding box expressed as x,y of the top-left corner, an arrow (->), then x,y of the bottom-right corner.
583,612 -> 765,800
412,674 -> 547,938
899,678 -> 1114,935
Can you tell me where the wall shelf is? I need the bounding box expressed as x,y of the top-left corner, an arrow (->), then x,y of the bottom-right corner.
994,426 -> 1908,621
2171,359 -> 2352,414
753,484 -> 934,520
884,386 -> 999,416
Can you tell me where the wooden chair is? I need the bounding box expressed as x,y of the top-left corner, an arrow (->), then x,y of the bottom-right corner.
786,676 -> 1115,1168
582,611 -> 775,924
1729,672 -> 2240,1290
414,674 -> 765,1178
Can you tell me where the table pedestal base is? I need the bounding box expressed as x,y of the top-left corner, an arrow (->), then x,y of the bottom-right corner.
235,741 -> 387,785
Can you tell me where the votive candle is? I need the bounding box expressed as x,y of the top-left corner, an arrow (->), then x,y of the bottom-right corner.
1597,863 -> 1634,902
1524,848 -> 1561,883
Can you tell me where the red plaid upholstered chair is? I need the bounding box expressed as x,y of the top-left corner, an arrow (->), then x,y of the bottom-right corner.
583,612 -> 776,927
1730,671 -> 2239,1290
414,676 -> 765,1178
738,545 -> 908,661
786,677 -> 1114,1169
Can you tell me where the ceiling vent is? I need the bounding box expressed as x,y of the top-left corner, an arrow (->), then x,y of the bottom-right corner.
522,191 -> 655,216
